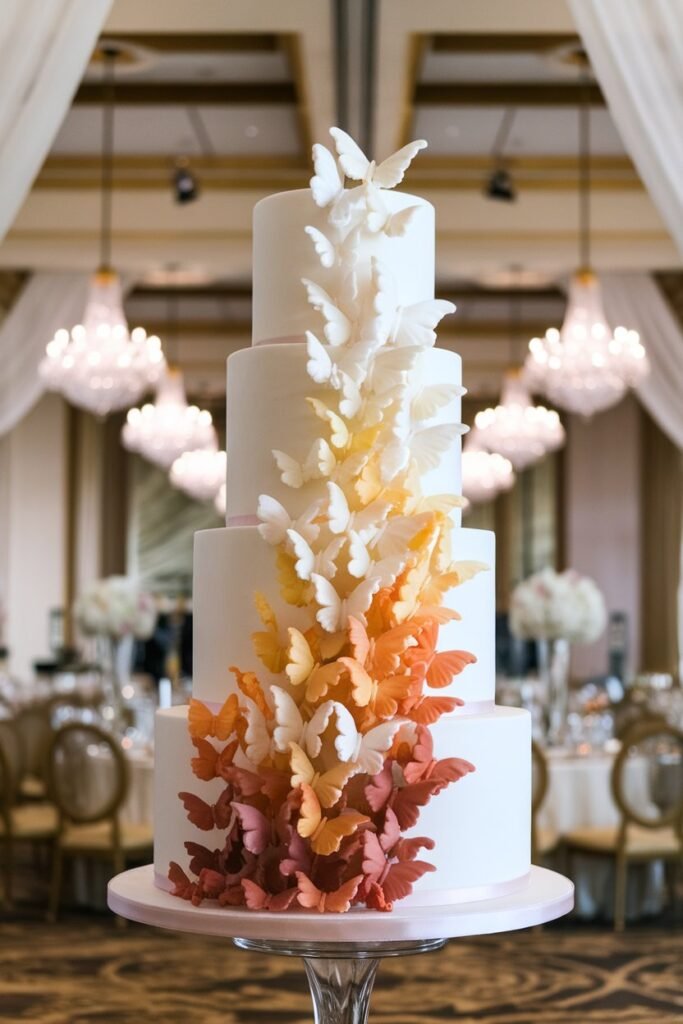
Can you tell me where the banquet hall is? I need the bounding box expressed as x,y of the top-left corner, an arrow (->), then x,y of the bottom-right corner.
0,1 -> 681,1021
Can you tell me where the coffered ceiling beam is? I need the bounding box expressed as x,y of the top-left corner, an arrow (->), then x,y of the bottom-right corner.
414,82 -> 604,107
73,82 -> 297,105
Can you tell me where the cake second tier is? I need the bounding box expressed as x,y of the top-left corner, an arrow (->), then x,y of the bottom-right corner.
225,343 -> 463,521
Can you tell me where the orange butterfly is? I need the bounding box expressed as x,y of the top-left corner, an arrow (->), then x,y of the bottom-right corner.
188,694 -> 240,741
251,592 -> 288,672
190,737 -> 239,781
347,616 -> 418,678
297,783 -> 369,855
296,871 -> 363,913
405,622 -> 477,688
337,656 -> 412,720
230,666 -> 273,720
241,879 -> 299,912
404,694 -> 463,725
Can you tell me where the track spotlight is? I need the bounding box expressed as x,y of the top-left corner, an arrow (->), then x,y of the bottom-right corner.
173,158 -> 199,203
485,166 -> 517,202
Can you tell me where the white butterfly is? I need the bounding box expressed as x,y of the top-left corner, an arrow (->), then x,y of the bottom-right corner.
271,687 -> 336,757
411,382 -> 464,422
302,280 -> 351,347
306,332 -> 378,390
339,375 -> 398,423
371,512 -> 434,559
310,143 -> 344,207
347,532 -> 405,587
286,529 -> 345,582
366,190 -> 422,237
367,345 -> 423,394
329,128 -> 428,189
305,226 -> 336,269
243,698 -> 272,767
326,482 -> 390,542
373,260 -> 455,348
331,702 -> 404,774
257,495 -> 322,546
272,439 -> 334,489
310,573 -> 381,633
379,408 -> 465,483
305,224 -> 361,272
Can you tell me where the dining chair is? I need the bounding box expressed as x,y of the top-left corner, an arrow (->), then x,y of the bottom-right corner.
46,722 -> 153,922
531,740 -> 558,863
15,705 -> 53,801
0,739 -> 58,908
564,720 -> 683,931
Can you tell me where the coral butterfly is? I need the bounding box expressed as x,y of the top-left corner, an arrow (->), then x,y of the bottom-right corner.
295,870 -> 363,913
402,726 -> 475,791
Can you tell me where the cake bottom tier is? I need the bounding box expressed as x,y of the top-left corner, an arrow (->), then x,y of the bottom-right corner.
154,705 -> 530,908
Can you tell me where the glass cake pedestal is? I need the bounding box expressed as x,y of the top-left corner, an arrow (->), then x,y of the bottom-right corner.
108,865 -> 573,1022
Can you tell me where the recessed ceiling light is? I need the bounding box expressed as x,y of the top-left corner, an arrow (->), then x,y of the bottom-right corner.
245,124 -> 260,138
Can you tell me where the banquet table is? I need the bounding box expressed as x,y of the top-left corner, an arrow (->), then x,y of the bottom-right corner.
537,748 -> 665,920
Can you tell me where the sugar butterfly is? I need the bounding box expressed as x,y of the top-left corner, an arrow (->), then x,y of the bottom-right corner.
331,702 -> 404,774
242,697 -> 272,767
372,259 -> 455,348
296,870 -> 363,912
270,686 -> 336,758
326,482 -> 390,542
366,190 -> 423,237
272,439 -> 334,489
257,494 -> 322,546
370,511 -> 434,559
286,529 -> 344,582
306,332 -> 377,390
329,127 -> 427,189
302,279 -> 352,347
289,742 -> 359,808
347,531 -> 405,588
306,398 -> 350,450
411,382 -> 464,422
310,573 -> 381,633
304,224 -> 361,271
379,400 -> 465,482
296,784 -> 369,856
251,592 -> 288,673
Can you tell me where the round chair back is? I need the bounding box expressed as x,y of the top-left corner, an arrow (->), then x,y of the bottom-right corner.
0,719 -> 26,801
611,720 -> 683,831
47,723 -> 129,825
16,706 -> 53,781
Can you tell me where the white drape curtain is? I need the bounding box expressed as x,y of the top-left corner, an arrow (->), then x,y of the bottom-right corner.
570,0 -> 683,255
600,272 -> 683,451
0,0 -> 112,243
0,273 -> 93,436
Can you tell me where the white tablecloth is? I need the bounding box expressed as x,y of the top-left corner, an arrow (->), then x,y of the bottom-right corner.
538,749 -> 664,920
121,750 -> 154,826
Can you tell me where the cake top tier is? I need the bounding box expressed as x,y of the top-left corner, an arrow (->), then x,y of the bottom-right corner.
252,131 -> 436,346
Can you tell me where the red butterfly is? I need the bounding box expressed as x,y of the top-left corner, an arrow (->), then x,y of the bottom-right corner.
194,867 -> 226,903
222,764 -> 264,797
168,861 -> 196,901
233,802 -> 271,855
403,726 -> 475,792
190,737 -> 239,782
364,763 -> 438,830
361,825 -> 435,911
184,842 -> 221,876
178,787 -> 234,831
242,879 -> 299,912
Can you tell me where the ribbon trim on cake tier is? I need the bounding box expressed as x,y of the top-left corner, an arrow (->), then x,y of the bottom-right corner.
226,514 -> 260,527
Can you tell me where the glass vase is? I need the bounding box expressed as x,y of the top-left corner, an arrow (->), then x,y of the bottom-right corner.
98,634 -> 134,733
537,637 -> 571,747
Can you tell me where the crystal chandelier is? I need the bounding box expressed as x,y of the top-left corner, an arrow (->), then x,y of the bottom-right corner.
524,76 -> 649,417
461,430 -> 515,507
170,437 -> 226,503
122,366 -> 215,469
474,370 -> 565,471
39,47 -> 164,417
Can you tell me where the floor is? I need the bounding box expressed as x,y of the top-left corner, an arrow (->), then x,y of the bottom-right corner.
0,911 -> 681,1023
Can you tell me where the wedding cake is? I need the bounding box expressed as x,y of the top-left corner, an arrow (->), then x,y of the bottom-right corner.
154,129 -> 531,913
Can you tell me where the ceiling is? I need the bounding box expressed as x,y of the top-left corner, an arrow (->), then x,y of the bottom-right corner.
1,0 -> 680,398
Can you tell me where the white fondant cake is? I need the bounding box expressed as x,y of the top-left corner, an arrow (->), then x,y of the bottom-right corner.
153,128 -> 531,915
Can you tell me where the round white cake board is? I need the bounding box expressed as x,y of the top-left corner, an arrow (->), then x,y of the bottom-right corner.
108,865 -> 573,943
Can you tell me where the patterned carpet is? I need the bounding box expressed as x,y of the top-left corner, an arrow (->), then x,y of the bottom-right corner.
0,915 -> 681,1023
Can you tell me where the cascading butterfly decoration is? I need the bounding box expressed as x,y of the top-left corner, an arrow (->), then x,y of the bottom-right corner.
170,128 -> 488,913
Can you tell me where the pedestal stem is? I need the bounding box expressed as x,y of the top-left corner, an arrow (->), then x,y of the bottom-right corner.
303,957 -> 379,1024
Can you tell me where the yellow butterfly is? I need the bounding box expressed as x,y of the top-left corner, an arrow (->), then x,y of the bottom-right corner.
251,592 -> 287,672
286,627 -> 345,703
289,742 -> 359,808
297,783 -> 369,855
276,550 -> 309,607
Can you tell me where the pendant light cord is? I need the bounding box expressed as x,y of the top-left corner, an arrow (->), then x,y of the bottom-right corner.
579,73 -> 591,273
99,48 -> 116,273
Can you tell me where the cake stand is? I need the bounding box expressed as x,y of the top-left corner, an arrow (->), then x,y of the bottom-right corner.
108,865 -> 573,1022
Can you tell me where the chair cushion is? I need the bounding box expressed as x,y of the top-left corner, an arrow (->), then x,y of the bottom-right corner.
536,827 -> 559,855
20,775 -> 47,800
0,802 -> 58,838
60,820 -> 153,853
566,824 -> 681,856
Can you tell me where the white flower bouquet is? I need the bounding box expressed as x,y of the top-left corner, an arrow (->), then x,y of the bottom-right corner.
510,567 -> 607,645
74,575 -> 158,640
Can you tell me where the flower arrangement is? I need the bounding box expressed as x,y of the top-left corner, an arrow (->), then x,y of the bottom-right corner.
510,567 -> 607,645
74,575 -> 158,640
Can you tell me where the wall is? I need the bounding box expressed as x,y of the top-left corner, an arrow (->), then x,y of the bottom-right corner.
564,395 -> 641,679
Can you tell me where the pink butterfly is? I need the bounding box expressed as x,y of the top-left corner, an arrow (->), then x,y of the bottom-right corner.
361,830 -> 435,910
233,802 -> 271,855
403,726 -> 475,792
364,762 -> 438,829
